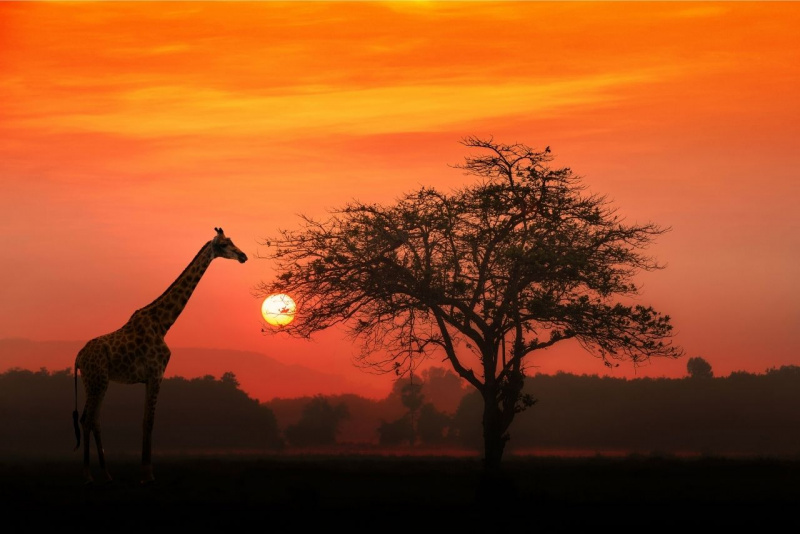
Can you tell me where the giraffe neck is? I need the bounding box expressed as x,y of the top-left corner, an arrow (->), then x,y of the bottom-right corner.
136,241 -> 216,337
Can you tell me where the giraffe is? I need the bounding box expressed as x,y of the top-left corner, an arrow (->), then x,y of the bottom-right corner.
71,227 -> 248,484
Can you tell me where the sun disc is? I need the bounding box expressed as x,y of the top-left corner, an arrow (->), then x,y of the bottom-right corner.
261,293 -> 297,327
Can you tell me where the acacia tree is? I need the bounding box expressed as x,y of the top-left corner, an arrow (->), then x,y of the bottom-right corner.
257,137 -> 683,471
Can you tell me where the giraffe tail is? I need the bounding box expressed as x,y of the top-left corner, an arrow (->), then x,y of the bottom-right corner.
72,360 -> 80,450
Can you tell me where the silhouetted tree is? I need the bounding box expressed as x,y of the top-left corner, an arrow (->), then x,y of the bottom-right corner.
417,402 -> 452,445
401,378 -> 424,444
284,395 -> 350,448
379,373 -> 425,445
257,136 -> 683,472
766,365 -> 800,379
157,372 -> 282,451
221,371 -> 240,388
687,356 -> 713,379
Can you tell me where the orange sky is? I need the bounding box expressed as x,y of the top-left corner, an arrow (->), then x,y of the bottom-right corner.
2,1 -> 799,400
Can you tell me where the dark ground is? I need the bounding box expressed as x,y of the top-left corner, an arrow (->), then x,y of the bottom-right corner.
2,453 -> 798,532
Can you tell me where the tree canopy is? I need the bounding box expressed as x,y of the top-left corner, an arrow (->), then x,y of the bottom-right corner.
257,136 -> 683,470
687,356 -> 714,379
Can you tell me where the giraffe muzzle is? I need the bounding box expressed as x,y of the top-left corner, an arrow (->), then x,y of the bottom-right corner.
237,252 -> 248,263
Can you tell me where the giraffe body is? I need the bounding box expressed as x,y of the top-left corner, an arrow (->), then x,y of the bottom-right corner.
72,228 -> 247,484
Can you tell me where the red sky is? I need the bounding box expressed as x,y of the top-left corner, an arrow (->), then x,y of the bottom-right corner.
2,1 -> 798,400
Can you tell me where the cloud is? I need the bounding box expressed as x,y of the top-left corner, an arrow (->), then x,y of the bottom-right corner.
11,69 -> 672,139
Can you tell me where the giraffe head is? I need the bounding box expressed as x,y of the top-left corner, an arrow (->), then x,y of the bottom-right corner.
212,227 -> 248,263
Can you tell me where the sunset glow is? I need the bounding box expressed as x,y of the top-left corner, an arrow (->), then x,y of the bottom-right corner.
2,2 -> 799,402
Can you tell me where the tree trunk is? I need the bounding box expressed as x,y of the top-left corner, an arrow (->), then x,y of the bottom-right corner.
481,390 -> 508,473
477,389 -> 520,506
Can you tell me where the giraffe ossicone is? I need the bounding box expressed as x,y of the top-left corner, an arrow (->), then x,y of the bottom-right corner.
72,227 -> 248,484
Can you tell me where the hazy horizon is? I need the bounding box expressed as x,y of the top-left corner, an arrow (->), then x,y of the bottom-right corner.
2,337 -> 792,404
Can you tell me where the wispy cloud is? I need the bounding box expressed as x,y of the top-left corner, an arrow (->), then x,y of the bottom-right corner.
10,69 -> 675,139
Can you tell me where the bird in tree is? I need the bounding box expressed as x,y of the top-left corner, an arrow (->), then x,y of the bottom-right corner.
256,136 -> 683,472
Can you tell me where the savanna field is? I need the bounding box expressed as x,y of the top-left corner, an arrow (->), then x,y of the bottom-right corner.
3,453 -> 799,532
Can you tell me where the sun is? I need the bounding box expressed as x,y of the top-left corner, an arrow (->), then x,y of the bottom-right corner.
261,293 -> 297,327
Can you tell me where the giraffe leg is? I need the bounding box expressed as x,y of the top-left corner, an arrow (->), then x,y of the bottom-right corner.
81,379 -> 111,484
93,418 -> 112,483
140,378 -> 161,484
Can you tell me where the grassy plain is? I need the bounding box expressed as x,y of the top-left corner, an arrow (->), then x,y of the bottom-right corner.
2,453 -> 798,532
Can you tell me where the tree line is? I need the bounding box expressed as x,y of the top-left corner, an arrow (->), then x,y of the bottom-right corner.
2,361 -> 799,458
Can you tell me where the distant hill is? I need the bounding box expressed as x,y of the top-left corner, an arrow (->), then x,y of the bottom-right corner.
0,337 -> 384,401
